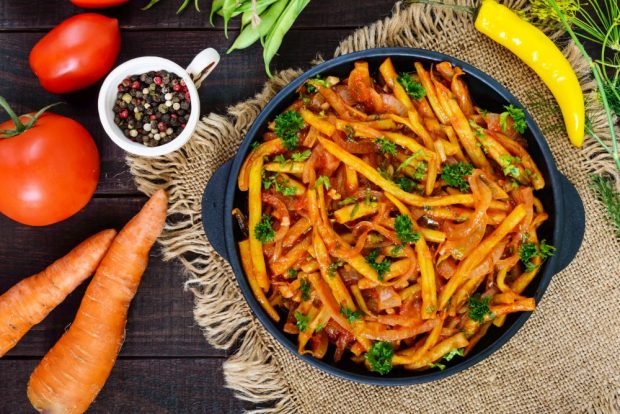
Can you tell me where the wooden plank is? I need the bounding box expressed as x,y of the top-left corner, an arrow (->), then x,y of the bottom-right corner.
0,28 -> 351,195
0,197 -> 223,358
0,0 -> 394,30
1,358 -> 250,413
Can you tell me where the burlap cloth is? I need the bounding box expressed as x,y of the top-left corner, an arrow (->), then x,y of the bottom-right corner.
127,1 -> 620,412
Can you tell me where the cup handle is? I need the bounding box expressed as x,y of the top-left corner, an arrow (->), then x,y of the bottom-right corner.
186,48 -> 220,89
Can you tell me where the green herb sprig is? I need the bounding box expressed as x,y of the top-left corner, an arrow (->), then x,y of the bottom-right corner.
397,73 -> 426,100
365,249 -> 391,281
274,111 -> 304,150
254,214 -> 275,243
365,341 -> 394,375
441,162 -> 474,192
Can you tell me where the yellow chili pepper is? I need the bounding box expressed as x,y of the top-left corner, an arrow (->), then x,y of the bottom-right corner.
474,0 -> 585,147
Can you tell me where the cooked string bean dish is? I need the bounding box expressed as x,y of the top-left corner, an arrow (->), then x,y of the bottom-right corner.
236,58 -> 554,374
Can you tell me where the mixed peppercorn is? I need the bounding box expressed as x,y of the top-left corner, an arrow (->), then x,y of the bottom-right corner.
113,70 -> 191,147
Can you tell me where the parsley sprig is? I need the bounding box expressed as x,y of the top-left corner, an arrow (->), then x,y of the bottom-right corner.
294,311 -> 310,332
300,277 -> 311,301
340,305 -> 363,323
263,173 -> 297,197
441,162 -> 474,192
499,104 -> 527,134
394,214 -> 420,244
519,239 -> 556,272
428,348 -> 464,371
365,341 -> 394,375
395,176 -> 416,192
376,138 -> 397,155
254,214 -> 275,243
314,175 -> 331,189
397,73 -> 426,100
468,294 -> 493,323
365,249 -> 391,281
274,111 -> 304,150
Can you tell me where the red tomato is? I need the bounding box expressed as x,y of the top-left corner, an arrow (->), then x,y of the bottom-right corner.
0,111 -> 100,226
71,0 -> 129,8
29,14 -> 121,94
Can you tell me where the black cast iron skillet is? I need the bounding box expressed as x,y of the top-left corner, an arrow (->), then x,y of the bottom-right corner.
201,48 -> 585,385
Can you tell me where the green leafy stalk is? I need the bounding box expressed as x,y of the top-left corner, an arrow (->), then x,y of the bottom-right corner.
591,174 -> 620,237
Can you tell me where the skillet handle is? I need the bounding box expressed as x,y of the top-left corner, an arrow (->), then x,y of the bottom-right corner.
201,159 -> 233,261
553,173 -> 585,273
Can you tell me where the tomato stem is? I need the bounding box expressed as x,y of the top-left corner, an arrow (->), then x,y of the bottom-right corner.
0,96 -> 27,135
0,96 -> 62,139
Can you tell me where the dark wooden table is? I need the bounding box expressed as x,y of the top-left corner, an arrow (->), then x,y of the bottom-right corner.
0,1 -> 394,412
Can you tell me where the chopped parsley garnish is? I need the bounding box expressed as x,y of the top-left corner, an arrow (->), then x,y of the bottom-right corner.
441,162 -> 474,192
263,173 -> 297,197
394,214 -> 420,244
395,176 -> 416,192
375,137 -> 397,155
294,311 -> 310,332
390,244 -> 405,255
428,362 -> 446,371
254,214 -> 275,243
291,150 -> 312,162
468,294 -> 493,323
305,75 -> 330,94
500,155 -> 521,178
274,154 -> 287,165
519,239 -> 555,272
397,73 -> 426,100
365,249 -> 391,281
314,323 -> 324,333
344,125 -> 356,141
314,175 -> 331,189
300,277 -> 311,301
274,111 -> 304,150
443,348 -> 464,361
396,150 -> 424,173
340,305 -> 363,323
327,260 -> 344,277
287,268 -> 299,279
469,120 -> 485,138
500,104 -> 527,134
365,341 -> 394,375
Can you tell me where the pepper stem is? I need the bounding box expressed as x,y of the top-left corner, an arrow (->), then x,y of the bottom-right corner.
0,97 -> 61,139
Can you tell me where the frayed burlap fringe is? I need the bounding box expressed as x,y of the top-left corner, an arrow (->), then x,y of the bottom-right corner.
127,1 -> 620,413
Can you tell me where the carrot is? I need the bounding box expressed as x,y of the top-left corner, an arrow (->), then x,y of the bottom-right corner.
27,189 -> 168,414
0,230 -> 116,358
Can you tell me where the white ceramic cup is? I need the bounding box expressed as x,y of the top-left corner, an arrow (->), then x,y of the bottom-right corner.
98,48 -> 220,157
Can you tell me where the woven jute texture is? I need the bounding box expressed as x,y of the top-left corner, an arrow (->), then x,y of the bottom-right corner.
127,1 -> 620,412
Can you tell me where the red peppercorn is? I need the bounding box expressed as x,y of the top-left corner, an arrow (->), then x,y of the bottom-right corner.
173,84 -> 182,92
150,114 -> 157,120
154,76 -> 163,85
132,81 -> 141,89
185,92 -> 191,101
171,114 -> 178,119
181,123 -> 186,129
117,85 -> 124,92
158,122 -> 167,132
119,109 -> 129,119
